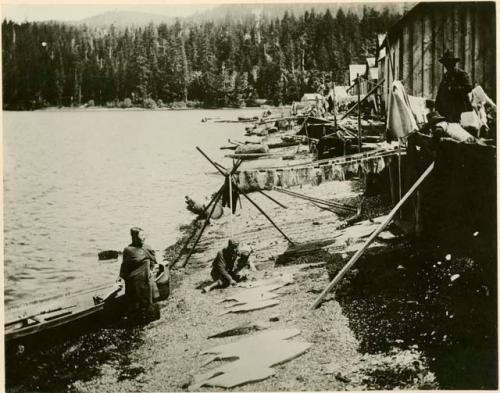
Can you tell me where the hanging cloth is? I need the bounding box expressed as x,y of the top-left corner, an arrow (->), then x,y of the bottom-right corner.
470,85 -> 496,130
221,176 -> 240,214
387,81 -> 418,138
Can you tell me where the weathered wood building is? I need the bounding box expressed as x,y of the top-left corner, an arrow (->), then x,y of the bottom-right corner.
382,2 -> 496,104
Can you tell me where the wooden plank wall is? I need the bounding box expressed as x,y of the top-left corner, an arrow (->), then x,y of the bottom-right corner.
412,14 -> 423,96
422,15 -> 433,98
432,7 -> 444,99
482,2 -> 496,96
382,2 -> 496,104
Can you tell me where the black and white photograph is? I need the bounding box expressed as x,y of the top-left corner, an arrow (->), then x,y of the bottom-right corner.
2,1 -> 497,391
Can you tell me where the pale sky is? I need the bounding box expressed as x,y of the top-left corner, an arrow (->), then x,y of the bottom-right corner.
0,3 -> 217,22
1,0 -> 405,23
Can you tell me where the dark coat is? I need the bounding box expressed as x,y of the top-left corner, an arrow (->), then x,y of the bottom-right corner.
210,247 -> 238,286
435,67 -> 473,123
120,243 -> 157,319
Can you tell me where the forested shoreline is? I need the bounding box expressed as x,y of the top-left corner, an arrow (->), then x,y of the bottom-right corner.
2,7 -> 400,110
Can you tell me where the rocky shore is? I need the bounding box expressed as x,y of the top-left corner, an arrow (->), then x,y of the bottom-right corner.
6,179 -> 496,391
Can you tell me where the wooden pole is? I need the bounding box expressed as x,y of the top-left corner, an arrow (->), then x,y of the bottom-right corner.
387,156 -> 396,207
310,161 -> 435,310
304,116 -> 310,151
398,139 -> 403,201
196,147 -> 243,178
197,146 -> 227,177
196,147 -> 293,244
333,82 -> 337,128
340,79 -> 385,121
232,182 -> 294,245
180,189 -> 224,268
357,74 -> 362,154
170,185 -> 225,267
256,189 -> 288,209
176,151 -> 245,268
229,174 -> 233,237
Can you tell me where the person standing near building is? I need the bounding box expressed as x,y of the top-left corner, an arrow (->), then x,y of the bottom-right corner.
435,49 -> 473,123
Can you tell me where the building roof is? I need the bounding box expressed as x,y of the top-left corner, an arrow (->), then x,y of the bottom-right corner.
301,93 -> 323,102
377,47 -> 386,62
326,86 -> 350,100
368,67 -> 379,80
376,33 -> 387,62
377,33 -> 386,47
387,2 -> 423,38
349,64 -> 367,85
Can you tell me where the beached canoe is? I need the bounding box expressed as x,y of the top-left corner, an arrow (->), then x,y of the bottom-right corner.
5,264 -> 170,342
237,115 -> 259,122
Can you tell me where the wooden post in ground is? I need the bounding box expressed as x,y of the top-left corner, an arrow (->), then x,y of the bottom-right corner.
357,74 -> 362,153
197,146 -> 294,246
333,82 -> 337,128
340,79 -> 385,121
229,174 -> 233,237
310,162 -> 435,310
170,184 -> 225,267
387,156 -> 396,207
180,189 -> 224,268
398,139 -> 403,218
232,182 -> 294,245
256,189 -> 287,209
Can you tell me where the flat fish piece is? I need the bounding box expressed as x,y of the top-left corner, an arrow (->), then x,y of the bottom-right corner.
218,275 -> 294,315
191,328 -> 311,390
218,299 -> 280,316
207,321 -> 270,339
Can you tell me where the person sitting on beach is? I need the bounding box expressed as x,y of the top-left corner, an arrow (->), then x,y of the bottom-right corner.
203,239 -> 257,293
231,243 -> 257,282
119,227 -> 160,323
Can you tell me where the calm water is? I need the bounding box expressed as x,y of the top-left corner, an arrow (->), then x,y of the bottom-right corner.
3,108 -> 262,307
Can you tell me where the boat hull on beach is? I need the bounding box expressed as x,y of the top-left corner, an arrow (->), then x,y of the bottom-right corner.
5,266 -> 170,343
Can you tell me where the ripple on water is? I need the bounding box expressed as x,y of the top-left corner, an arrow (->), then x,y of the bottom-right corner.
4,109 -> 263,305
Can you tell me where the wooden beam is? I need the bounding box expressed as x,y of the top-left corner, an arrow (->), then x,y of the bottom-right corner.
179,189 -> 224,268
464,4 -> 473,80
483,3 -> 496,97
340,79 -> 385,121
432,9 -> 444,98
402,24 -> 412,93
310,162 -> 435,310
412,14 -> 423,96
397,33 -> 403,81
443,6 -> 453,52
473,3 -> 483,85
422,14 -> 433,98
453,6 -> 463,71
357,74 -> 361,153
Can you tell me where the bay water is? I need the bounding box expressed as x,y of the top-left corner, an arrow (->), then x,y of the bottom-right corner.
3,108 -> 262,307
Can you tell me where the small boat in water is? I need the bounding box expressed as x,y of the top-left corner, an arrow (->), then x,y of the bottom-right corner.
5,264 -> 170,342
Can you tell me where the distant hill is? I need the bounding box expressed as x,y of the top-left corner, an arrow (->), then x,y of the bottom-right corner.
78,10 -> 175,27
74,3 -> 412,27
189,2 -> 412,23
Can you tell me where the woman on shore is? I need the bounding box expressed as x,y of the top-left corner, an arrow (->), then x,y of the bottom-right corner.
119,227 -> 160,323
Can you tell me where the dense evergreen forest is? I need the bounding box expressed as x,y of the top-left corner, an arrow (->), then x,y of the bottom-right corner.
2,7 -> 400,110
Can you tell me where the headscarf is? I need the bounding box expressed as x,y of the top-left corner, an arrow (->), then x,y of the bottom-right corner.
130,227 -> 144,246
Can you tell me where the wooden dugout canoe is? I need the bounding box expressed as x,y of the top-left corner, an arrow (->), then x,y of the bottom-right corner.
5,265 -> 170,342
